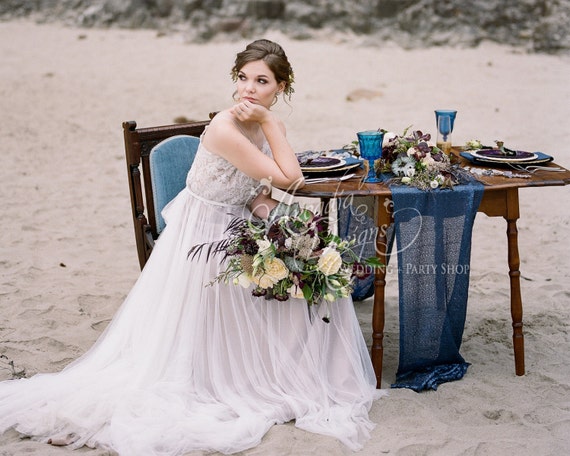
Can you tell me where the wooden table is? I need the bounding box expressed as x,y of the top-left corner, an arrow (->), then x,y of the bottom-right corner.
292,152 -> 570,388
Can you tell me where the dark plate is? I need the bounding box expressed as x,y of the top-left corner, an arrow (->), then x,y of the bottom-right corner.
297,149 -> 363,174
302,161 -> 362,177
460,151 -> 554,168
471,148 -> 537,162
299,156 -> 343,170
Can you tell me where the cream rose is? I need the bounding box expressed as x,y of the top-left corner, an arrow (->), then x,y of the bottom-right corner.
317,247 -> 343,276
263,257 -> 289,281
251,272 -> 278,289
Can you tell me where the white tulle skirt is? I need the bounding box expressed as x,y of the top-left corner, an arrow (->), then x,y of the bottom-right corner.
0,188 -> 385,455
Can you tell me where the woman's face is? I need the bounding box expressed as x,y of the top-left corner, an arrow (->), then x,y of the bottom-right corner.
235,60 -> 284,109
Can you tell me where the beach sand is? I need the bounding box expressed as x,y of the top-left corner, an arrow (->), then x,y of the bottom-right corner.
0,20 -> 569,455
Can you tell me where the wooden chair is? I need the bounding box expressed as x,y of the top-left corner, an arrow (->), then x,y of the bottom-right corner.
122,116 -> 215,269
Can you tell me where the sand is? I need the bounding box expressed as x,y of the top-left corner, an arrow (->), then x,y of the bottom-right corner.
0,20 -> 569,456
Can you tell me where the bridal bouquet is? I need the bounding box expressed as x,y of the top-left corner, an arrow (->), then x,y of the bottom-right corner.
379,128 -> 468,190
189,203 -> 381,316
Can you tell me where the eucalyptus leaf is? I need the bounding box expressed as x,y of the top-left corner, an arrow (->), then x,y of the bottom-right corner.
267,202 -> 301,224
284,256 -> 305,273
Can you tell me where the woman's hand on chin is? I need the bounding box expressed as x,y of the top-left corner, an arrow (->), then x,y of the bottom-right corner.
230,100 -> 272,124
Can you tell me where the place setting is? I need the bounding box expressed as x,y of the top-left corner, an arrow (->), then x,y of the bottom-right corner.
429,109 -> 563,177
298,108 -> 564,190
460,139 -> 563,168
297,148 -> 363,183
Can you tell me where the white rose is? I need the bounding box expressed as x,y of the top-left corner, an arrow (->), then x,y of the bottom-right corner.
317,247 -> 343,276
430,180 -> 439,189
435,174 -> 445,185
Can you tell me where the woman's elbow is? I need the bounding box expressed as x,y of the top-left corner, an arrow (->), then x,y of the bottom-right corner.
273,174 -> 305,191
287,174 -> 305,190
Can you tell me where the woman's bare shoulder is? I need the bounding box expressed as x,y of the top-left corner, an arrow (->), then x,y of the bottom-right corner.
202,110 -> 245,156
208,110 -> 235,129
204,110 -> 237,140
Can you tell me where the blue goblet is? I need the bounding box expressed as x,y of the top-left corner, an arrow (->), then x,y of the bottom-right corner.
434,109 -> 457,137
357,130 -> 384,183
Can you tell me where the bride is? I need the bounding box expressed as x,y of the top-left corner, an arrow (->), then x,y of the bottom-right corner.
0,39 -> 384,455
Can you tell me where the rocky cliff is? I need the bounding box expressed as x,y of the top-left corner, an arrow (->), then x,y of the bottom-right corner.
1,0 -> 569,54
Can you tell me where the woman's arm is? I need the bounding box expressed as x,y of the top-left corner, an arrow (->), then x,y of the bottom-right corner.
249,190 -> 278,219
202,107 -> 305,190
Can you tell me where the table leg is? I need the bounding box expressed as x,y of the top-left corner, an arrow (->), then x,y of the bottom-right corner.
371,196 -> 392,388
505,189 -> 525,376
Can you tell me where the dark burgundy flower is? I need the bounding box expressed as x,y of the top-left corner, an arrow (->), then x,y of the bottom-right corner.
352,262 -> 372,279
417,141 -> 431,154
314,216 -> 327,232
432,152 -> 444,162
267,222 -> 285,246
243,239 -> 258,255
251,287 -> 267,297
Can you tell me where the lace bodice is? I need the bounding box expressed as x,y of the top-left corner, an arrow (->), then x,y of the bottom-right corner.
187,129 -> 272,206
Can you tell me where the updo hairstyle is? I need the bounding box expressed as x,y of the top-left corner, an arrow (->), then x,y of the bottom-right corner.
231,39 -> 295,98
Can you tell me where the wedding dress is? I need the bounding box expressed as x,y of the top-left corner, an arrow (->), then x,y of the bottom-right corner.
0,123 -> 384,455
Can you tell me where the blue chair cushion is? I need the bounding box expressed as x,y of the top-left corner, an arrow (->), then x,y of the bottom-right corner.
150,135 -> 200,233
